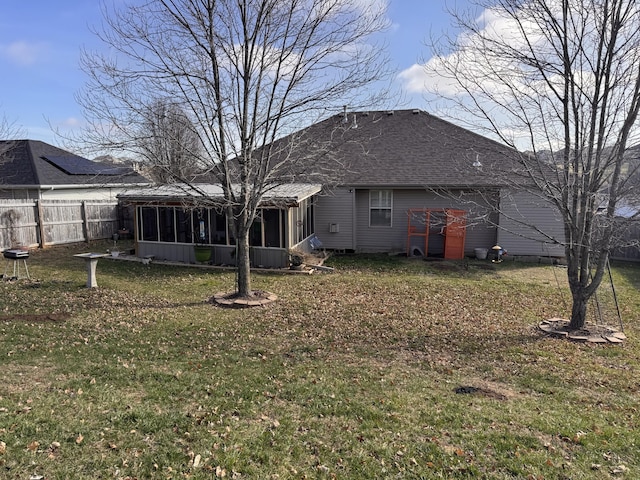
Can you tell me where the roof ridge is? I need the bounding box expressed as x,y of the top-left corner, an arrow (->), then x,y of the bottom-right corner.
24,140 -> 42,186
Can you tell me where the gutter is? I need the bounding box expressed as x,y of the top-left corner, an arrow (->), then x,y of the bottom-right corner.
1,183 -> 151,190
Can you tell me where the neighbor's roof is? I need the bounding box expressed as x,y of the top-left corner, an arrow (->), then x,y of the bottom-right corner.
0,139 -> 149,188
269,109 -> 519,188
118,183 -> 322,206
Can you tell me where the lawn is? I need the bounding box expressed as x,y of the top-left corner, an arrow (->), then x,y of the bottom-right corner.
1,242 -> 639,479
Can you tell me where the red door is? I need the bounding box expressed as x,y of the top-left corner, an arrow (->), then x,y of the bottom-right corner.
444,210 -> 466,260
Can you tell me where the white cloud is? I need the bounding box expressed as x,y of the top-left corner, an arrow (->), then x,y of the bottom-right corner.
60,117 -> 81,128
397,56 -> 470,97
397,4 -> 541,97
0,40 -> 49,66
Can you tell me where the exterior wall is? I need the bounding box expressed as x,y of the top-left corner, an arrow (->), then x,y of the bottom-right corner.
350,188 -> 497,255
137,241 -> 288,268
314,188 -> 355,250
0,188 -> 40,200
497,189 -> 565,257
0,187 -> 139,201
40,187 -> 136,201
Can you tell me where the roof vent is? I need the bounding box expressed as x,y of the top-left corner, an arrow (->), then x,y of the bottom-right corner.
342,105 -> 349,123
352,115 -> 358,129
412,109 -> 420,114
386,110 -> 394,116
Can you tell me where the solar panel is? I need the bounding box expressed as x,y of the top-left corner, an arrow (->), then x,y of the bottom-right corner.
42,155 -> 132,176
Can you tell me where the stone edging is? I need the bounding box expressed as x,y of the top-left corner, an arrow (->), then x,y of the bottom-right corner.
539,318 -> 626,344
212,291 -> 278,308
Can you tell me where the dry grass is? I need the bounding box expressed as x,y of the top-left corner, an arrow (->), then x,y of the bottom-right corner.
0,243 -> 639,478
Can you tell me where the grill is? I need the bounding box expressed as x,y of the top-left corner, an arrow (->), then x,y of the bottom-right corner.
3,249 -> 29,259
3,249 -> 30,280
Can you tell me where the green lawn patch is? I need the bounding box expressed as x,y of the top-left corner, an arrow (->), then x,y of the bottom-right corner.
0,245 -> 638,478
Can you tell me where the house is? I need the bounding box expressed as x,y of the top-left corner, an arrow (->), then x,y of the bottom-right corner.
0,140 -> 150,249
117,109 -> 566,268
288,109 -> 566,258
0,140 -> 149,200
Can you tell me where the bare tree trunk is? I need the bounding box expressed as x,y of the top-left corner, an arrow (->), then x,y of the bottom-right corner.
569,292 -> 588,331
236,227 -> 252,298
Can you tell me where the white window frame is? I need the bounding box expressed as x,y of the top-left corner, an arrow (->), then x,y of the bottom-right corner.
369,189 -> 393,227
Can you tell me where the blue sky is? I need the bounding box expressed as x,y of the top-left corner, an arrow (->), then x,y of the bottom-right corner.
0,1 -> 472,146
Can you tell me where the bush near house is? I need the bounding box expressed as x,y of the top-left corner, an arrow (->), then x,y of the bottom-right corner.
1,243 -> 639,478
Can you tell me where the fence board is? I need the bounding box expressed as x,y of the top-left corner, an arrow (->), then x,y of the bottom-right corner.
0,199 -> 120,249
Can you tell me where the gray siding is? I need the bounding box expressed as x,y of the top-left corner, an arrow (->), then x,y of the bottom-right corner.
497,190 -> 565,256
314,188 -> 355,250
352,189 -> 497,255
137,242 -> 289,268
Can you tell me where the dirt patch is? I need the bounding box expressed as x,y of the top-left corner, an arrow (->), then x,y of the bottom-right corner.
454,381 -> 514,401
0,313 -> 70,323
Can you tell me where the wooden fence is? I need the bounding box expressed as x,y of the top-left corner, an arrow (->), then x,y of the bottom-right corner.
611,222 -> 640,262
0,199 -> 130,250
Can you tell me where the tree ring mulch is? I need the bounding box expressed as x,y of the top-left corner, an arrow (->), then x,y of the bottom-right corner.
539,318 -> 626,344
211,290 -> 277,308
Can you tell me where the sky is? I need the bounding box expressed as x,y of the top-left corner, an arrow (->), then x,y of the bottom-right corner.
0,0 -> 473,146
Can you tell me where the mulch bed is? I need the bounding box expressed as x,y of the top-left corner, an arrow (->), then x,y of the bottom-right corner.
211,290 -> 278,308
539,318 -> 626,344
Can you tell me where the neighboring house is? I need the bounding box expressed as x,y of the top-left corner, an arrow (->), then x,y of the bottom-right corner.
0,140 -> 150,249
116,109 -> 566,268
0,139 -> 149,200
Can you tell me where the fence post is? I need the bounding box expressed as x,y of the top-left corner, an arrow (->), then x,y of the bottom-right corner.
36,200 -> 46,248
81,200 -> 89,243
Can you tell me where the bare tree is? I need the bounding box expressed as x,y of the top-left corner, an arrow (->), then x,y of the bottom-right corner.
0,114 -> 25,190
0,114 -> 23,157
422,0 -> 640,330
137,99 -> 203,184
77,0 -> 389,298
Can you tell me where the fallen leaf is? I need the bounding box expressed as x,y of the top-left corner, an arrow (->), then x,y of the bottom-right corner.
611,465 -> 628,475
27,441 -> 39,451
76,434 -> 84,444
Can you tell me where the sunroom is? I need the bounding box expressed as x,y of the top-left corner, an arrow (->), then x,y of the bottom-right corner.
118,183 -> 321,268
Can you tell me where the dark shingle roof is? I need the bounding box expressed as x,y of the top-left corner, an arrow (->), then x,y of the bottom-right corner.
274,109 -> 518,188
0,140 -> 149,187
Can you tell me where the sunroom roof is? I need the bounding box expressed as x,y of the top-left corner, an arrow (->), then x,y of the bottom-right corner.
118,183 -> 322,207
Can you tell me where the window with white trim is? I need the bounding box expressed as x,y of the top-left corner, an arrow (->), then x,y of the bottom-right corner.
370,189 -> 392,226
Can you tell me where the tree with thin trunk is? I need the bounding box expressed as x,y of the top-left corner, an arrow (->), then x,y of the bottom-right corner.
421,0 -> 640,330
137,99 -> 203,184
77,0 -> 390,298
0,114 -> 22,160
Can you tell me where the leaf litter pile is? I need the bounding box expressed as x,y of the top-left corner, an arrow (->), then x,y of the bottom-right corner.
1,247 -> 639,479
